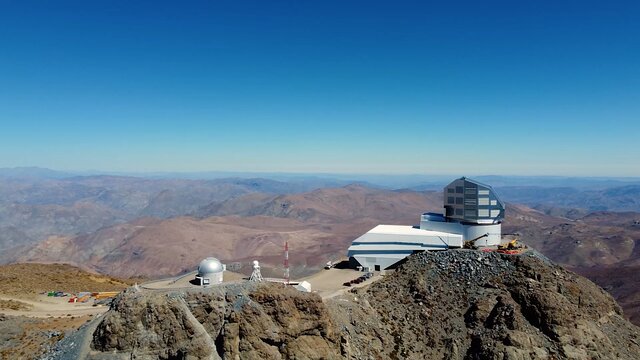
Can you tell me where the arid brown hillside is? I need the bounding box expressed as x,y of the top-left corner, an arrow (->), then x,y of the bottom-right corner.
0,263 -> 135,360
17,187 -> 443,278
0,175 -> 339,256
503,205 -> 640,325
0,263 -> 134,296
17,216 -> 362,278
12,186 -> 640,326
571,264 -> 640,325
197,185 -> 442,223
504,205 -> 640,268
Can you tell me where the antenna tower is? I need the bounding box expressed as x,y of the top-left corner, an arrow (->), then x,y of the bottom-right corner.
249,260 -> 263,282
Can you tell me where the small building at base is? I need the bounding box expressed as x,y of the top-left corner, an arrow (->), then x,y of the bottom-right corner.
347,177 -> 505,270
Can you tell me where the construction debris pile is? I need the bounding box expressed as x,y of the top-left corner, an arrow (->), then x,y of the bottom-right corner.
416,249 -> 521,286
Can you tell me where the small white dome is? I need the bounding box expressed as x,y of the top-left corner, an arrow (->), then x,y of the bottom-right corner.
198,257 -> 223,276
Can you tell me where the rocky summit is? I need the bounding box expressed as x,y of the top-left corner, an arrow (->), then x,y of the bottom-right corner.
75,250 -> 639,360
335,250 -> 640,359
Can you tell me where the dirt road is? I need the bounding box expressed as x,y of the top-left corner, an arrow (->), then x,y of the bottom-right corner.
0,295 -> 108,318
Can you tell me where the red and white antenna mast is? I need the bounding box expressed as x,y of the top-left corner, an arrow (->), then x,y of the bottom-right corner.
284,241 -> 290,284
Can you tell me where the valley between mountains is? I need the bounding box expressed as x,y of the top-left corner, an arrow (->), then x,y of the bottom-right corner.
1,175 -> 639,325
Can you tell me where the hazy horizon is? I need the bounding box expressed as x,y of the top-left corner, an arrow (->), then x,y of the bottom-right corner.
2,166 -> 640,190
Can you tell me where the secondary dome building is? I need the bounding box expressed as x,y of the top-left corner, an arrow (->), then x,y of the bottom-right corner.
347,177 -> 505,270
195,257 -> 226,286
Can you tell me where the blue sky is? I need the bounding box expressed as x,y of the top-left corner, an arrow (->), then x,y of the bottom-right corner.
0,1 -> 638,176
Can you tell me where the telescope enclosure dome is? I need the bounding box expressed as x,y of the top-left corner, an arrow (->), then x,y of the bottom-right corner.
198,257 -> 224,276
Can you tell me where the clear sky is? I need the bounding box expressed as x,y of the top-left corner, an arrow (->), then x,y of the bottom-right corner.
0,1 -> 638,176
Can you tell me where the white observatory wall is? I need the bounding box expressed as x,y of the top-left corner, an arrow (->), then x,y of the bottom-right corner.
202,272 -> 223,284
463,224 -> 501,246
421,219 -> 501,245
420,220 -> 464,235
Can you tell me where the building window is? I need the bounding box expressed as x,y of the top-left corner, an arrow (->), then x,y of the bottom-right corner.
478,209 -> 489,217
456,197 -> 463,205
455,208 -> 463,216
465,210 -> 476,217
447,188 -> 455,193
491,200 -> 497,206
465,199 -> 477,205
478,197 -> 489,206
465,187 -> 476,194
447,196 -> 455,204
478,189 -> 489,195
491,210 -> 501,217
456,186 -> 463,193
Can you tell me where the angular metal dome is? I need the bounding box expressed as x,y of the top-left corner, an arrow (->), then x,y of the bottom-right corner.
197,257 -> 223,276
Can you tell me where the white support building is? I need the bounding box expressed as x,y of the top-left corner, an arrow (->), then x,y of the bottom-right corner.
195,257 -> 225,286
347,177 -> 505,270
347,225 -> 463,270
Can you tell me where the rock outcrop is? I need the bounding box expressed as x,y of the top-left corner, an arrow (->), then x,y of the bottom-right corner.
88,250 -> 640,359
91,284 -> 341,359
334,250 -> 640,359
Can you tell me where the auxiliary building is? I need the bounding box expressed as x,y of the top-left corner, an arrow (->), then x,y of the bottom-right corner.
194,257 -> 225,286
347,177 -> 505,270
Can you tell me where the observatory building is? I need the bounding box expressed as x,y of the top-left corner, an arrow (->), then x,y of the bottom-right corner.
347,177 -> 505,270
194,257 -> 225,286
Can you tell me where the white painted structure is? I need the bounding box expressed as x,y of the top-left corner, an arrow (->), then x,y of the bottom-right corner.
294,281 -> 312,292
419,214 -> 501,247
347,177 -> 505,270
195,257 -> 225,286
347,225 -> 463,270
249,260 -> 264,282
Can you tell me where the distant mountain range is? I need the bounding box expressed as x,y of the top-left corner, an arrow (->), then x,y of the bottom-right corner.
2,168 -> 640,323
11,186 -> 443,278
3,166 -> 639,188
0,174 -> 352,253
0,167 -> 74,179
494,185 -> 640,213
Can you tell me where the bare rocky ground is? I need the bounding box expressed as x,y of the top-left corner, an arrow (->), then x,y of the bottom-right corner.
334,250 -> 640,359
48,249 -> 640,360
0,313 -> 92,359
0,263 -> 135,360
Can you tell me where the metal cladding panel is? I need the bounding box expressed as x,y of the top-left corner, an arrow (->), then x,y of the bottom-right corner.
420,220 -> 464,235
349,244 -> 439,252
352,255 -> 407,270
421,220 -> 501,244
346,226 -> 464,269
348,227 -> 463,250
358,232 -> 456,246
443,177 -> 505,224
